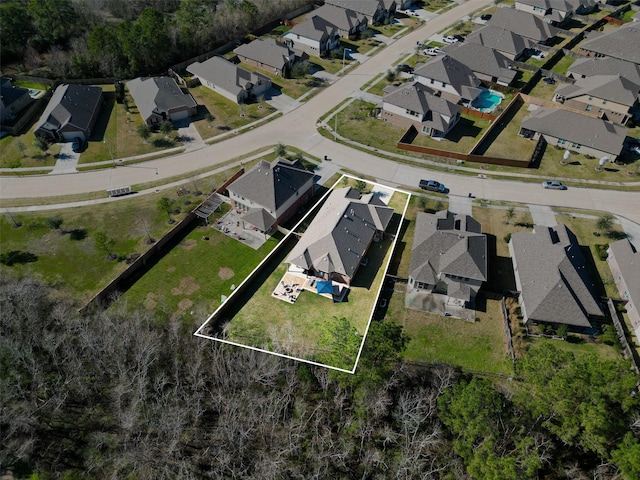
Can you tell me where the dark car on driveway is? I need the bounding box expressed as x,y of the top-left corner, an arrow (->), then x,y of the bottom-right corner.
481,13 -> 492,20
419,179 -> 446,193
396,63 -> 414,73
71,137 -> 84,153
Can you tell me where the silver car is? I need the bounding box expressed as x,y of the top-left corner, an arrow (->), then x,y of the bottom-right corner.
542,181 -> 567,190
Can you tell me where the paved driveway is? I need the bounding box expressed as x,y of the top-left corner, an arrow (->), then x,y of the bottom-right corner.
528,204 -> 557,227
50,142 -> 80,174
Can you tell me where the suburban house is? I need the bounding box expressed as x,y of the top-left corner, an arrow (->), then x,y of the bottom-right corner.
413,55 -> 482,104
0,78 -> 32,124
607,239 -> 640,341
552,74 -> 640,125
226,158 -> 316,234
126,77 -> 197,125
509,224 -> 603,330
407,210 -> 487,311
309,3 -> 368,38
514,0 -> 596,26
233,38 -> 309,77
578,23 -> 640,65
187,56 -> 272,104
282,15 -> 340,57
378,82 -> 461,137
34,84 -> 102,142
325,0 -> 394,24
466,26 -> 536,60
486,7 -> 559,44
286,186 -> 394,286
568,56 -> 640,85
519,107 -> 627,161
443,42 -> 517,86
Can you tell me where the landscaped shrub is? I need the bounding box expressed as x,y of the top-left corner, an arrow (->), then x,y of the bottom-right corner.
594,243 -> 608,261
504,232 -> 512,243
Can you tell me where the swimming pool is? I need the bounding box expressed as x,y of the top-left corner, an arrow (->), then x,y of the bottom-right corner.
471,89 -> 503,113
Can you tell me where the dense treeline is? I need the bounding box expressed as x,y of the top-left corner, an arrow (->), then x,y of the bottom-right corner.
1,276 -> 640,479
0,0 -> 311,78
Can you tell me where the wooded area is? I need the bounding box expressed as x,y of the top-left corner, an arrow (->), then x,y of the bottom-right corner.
1,276 -> 639,479
0,0 -> 311,78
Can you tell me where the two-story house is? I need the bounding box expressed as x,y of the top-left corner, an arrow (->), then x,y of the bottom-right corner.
282,15 -> 341,57
413,55 -> 482,105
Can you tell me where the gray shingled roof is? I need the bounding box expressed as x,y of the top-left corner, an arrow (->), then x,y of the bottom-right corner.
467,25 -> 537,56
286,187 -> 394,279
286,15 -> 336,41
517,0 -> 593,11
414,55 -> 482,101
34,84 -> 102,136
579,23 -> 640,64
382,82 -> 460,132
228,158 -> 315,212
443,42 -> 517,84
554,74 -> 640,107
488,7 -> 559,42
233,38 -> 305,71
0,77 -> 30,110
325,0 -> 382,17
608,239 -> 640,316
187,57 -> 271,98
240,207 -> 277,231
521,107 -> 626,156
568,57 -> 640,85
409,211 -> 487,301
510,224 -> 602,327
126,77 -> 197,123
311,3 -> 366,32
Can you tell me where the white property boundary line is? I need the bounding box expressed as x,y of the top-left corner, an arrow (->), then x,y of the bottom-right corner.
194,174 -> 411,373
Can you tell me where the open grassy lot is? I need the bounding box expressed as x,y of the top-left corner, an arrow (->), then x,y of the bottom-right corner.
481,100 -> 536,160
189,85 -> 276,140
335,100 -> 491,154
0,164 -> 245,302
121,221 -> 280,322
387,289 -> 514,375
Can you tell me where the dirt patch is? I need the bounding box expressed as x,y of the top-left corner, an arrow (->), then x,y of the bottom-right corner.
218,267 -> 235,280
177,298 -> 193,311
144,292 -> 157,310
171,276 -> 201,296
167,266 -> 176,273
181,239 -> 198,250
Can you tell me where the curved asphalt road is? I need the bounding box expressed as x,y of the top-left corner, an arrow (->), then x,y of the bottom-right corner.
1,0 -> 639,224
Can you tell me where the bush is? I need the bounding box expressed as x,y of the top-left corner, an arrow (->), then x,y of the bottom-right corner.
594,244 -> 608,261
504,233 -> 512,243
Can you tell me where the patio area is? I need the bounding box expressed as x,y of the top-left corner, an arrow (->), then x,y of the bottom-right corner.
271,267 -> 349,304
212,209 -> 270,250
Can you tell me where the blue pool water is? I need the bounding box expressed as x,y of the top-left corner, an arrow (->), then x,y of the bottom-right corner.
471,90 -> 503,112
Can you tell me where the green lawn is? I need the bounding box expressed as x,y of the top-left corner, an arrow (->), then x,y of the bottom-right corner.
549,54 -> 576,75
189,85 -> 276,140
0,127 -> 61,169
423,0 -> 455,12
482,100 -> 536,160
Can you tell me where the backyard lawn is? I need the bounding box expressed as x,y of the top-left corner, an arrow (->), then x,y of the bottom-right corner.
549,54 -> 577,75
189,85 -> 276,140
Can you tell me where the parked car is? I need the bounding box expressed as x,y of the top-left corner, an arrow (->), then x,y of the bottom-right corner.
452,34 -> 465,43
442,35 -> 458,44
419,179 -> 446,193
541,180 -> 567,190
71,137 -> 84,153
423,47 -> 443,56
480,13 -> 492,20
543,76 -> 556,85
396,63 -> 414,73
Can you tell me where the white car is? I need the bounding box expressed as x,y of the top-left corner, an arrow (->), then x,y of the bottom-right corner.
541,180 -> 567,190
423,47 -> 443,56
442,35 -> 457,44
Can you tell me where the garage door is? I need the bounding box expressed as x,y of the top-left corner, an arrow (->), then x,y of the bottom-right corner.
170,110 -> 190,121
61,131 -> 85,142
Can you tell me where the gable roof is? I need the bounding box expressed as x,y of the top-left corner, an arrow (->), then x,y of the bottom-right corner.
467,25 -> 537,56
240,207 -> 277,231
34,84 -> 102,135
517,0 -> 593,12
608,238 -> 640,312
409,211 -> 487,300
443,42 -> 517,84
233,38 -> 305,71
521,107 -> 626,156
0,77 -> 30,110
579,23 -> 640,64
488,7 -> 559,42
382,82 -> 460,132
228,158 -> 315,212
286,15 -> 337,42
414,55 -> 482,100
311,3 -> 366,32
568,56 -> 640,84
325,0 -> 384,17
187,56 -> 271,98
286,187 -> 394,279
554,74 -> 640,107
510,224 -> 602,327
126,77 -> 196,122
